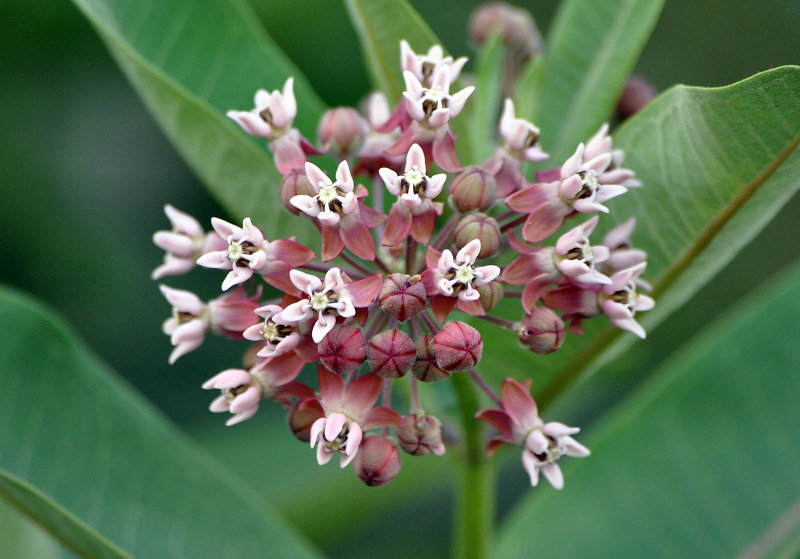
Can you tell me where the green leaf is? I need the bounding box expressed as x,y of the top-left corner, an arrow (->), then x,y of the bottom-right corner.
478,66 -> 800,406
69,0 -> 326,243
0,494 -> 61,559
497,260 -> 800,558
512,55 -> 544,128
530,0 -> 664,161
468,32 -> 504,163
345,0 -> 441,102
0,287 -> 321,558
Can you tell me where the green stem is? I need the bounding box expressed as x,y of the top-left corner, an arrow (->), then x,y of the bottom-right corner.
451,374 -> 494,559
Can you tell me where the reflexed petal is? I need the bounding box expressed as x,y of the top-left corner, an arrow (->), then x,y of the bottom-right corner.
501,378 -> 539,428
432,129 -> 461,172
321,224 -> 346,262
475,409 -> 513,439
382,205 -> 412,246
344,373 -> 383,415
362,406 -> 402,430
409,207 -> 436,244
339,215 -> 376,260
343,274 -> 382,307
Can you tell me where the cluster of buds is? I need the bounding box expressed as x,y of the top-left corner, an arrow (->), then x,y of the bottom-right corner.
154,35 -> 653,489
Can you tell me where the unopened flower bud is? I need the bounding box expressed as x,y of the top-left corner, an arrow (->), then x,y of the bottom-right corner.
318,324 -> 367,375
367,329 -> 417,378
288,398 -> 325,442
280,168 -> 316,215
317,107 -> 368,158
477,280 -> 504,312
353,436 -> 402,487
469,2 -> 542,59
379,274 -> 427,323
616,75 -> 657,120
453,213 -> 501,258
396,413 -> 446,456
412,334 -> 451,382
433,321 -> 483,371
449,166 -> 497,212
515,307 -> 565,354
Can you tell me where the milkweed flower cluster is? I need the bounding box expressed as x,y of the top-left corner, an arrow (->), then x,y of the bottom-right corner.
154,38 -> 653,489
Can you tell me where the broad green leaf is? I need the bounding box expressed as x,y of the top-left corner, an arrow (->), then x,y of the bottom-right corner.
468,32 -> 504,163
512,55 -> 544,128
0,287 -> 320,558
69,0 -> 325,243
497,260 -> 800,558
527,0 -> 664,161
0,494 -> 60,559
478,66 -> 800,406
0,471 -> 130,559
345,0 -> 441,102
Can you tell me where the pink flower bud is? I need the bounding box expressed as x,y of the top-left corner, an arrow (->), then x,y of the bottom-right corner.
378,274 -> 427,323
453,213 -> 501,258
469,2 -> 542,59
616,75 -> 657,120
449,166 -> 497,212
353,436 -> 402,487
515,307 -> 565,354
367,329 -> 417,378
433,321 -> 483,371
396,413 -> 446,456
318,324 -> 367,375
317,107 -> 368,158
412,334 -> 451,382
280,168 -> 317,215
288,398 -> 325,443
477,280 -> 504,312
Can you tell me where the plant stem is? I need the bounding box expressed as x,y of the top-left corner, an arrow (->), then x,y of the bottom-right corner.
452,373 -> 494,559
499,215 -> 526,233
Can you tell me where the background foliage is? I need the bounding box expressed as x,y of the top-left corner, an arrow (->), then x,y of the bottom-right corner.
0,0 -> 798,557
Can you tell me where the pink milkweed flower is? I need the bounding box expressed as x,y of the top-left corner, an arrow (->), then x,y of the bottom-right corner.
160,285 -> 260,364
226,78 -> 319,173
152,205 -> 226,280
400,40 -> 467,87
583,123 -> 641,188
280,268 -> 382,344
505,140 -> 630,243
600,218 -> 651,290
309,368 -> 401,468
353,92 -> 405,178
196,217 -> 315,293
379,143 -> 446,246
422,240 -> 500,320
599,262 -> 655,339
203,356 -> 314,426
484,99 -> 549,197
553,216 -> 612,286
291,160 -> 383,261
387,65 -> 474,172
242,304 -> 301,358
476,378 -> 589,489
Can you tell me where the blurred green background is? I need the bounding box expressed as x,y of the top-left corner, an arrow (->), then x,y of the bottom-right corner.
1,0 -> 798,556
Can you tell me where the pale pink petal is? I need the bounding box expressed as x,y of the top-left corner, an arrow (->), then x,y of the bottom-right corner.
427,173 -> 446,199
170,319 -> 206,346
227,110 -> 272,138
152,256 -> 195,280
209,395 -> 230,413
474,265 -> 500,286
159,285 -> 204,314
406,143 -> 426,173
402,70 -> 423,96
594,184 -> 628,204
379,167 -> 401,196
210,217 -> 241,240
340,191 -> 358,215
637,294 -> 655,312
402,93 -> 426,122
344,422 -> 363,459
290,269 -> 322,294
221,267 -> 253,291
281,77 -> 297,119
202,369 -> 251,390
543,422 -> 580,437
560,144 -> 585,178
318,210 -> 341,226
309,417 -> 326,448
335,160 -> 354,191
316,443 -> 334,465
153,231 -> 195,257
280,300 -> 312,323
226,406 -> 258,426
428,107 -> 450,129
168,339 -> 203,364
196,250 -> 230,269
305,161 -> 330,189
499,98 -> 515,138
522,451 -> 540,486
526,429 -> 549,454
562,436 -> 591,458
448,86 -> 474,118
312,313 -> 338,343
324,412 -> 348,442
456,239 -> 481,265
229,386 -> 261,414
